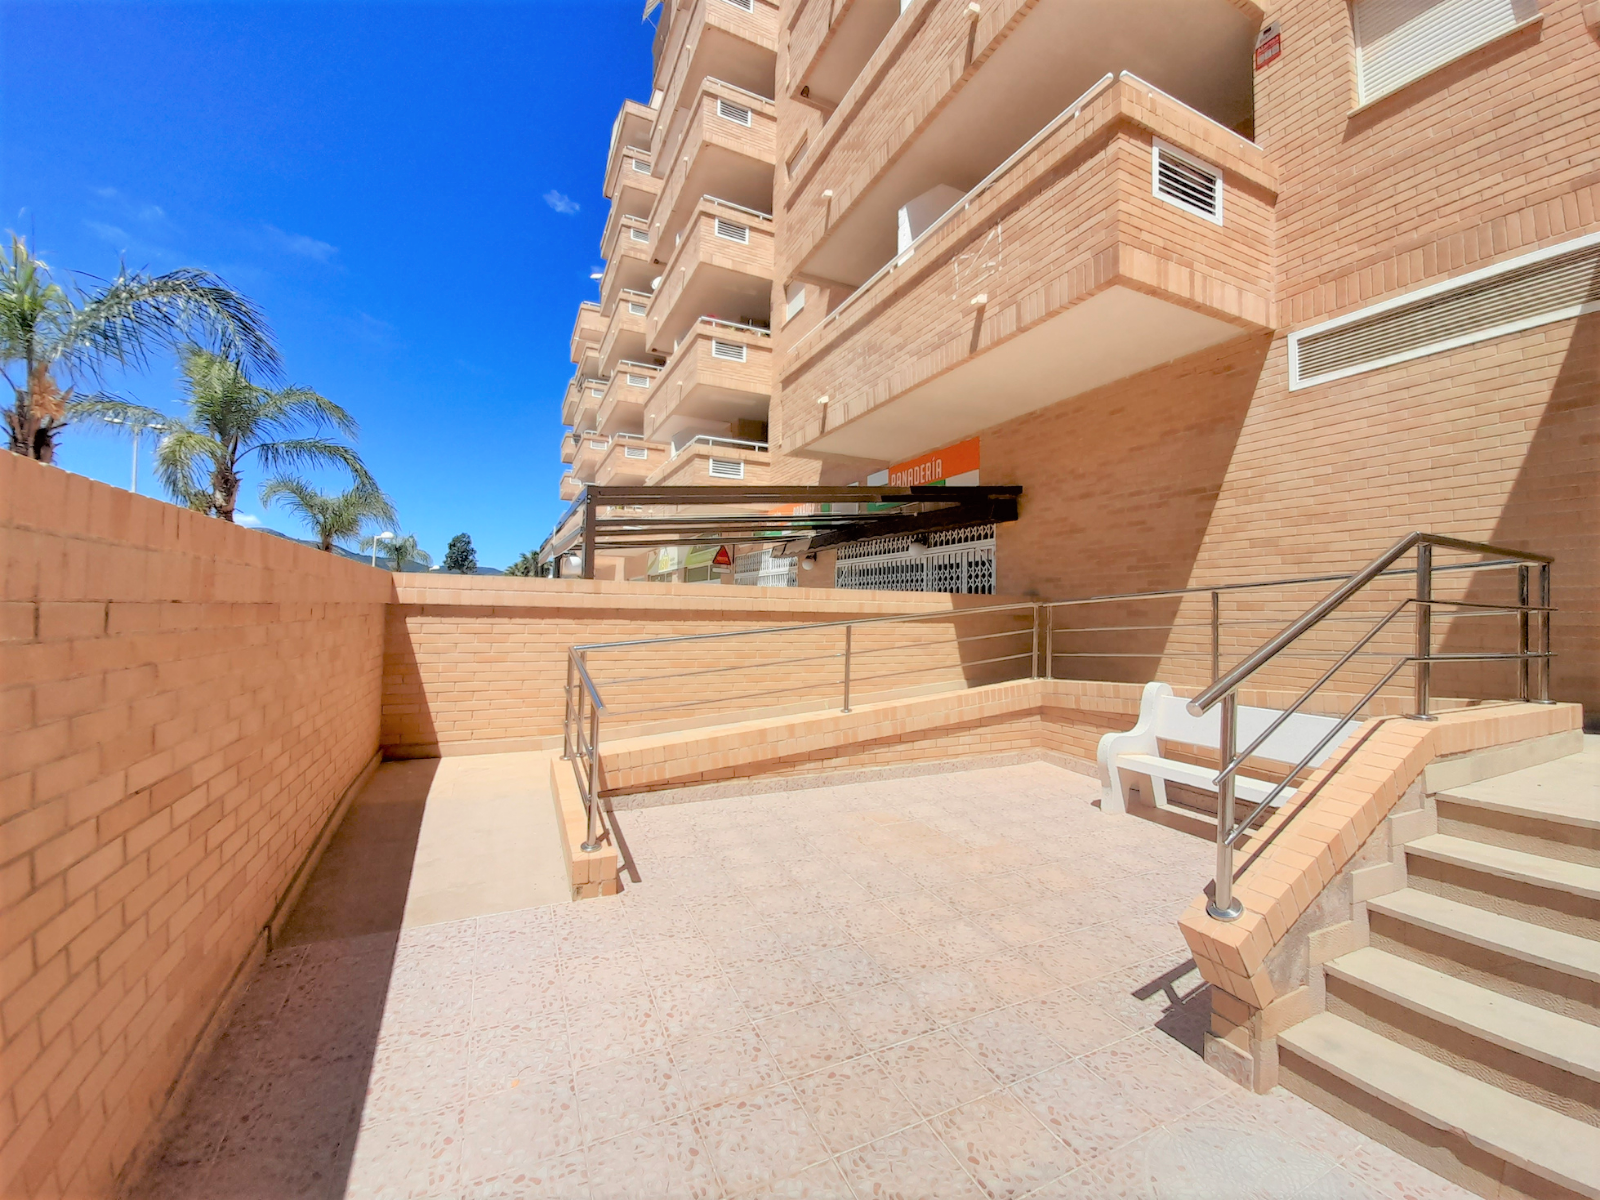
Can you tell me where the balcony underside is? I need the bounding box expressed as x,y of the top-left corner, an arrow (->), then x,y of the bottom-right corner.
654,380 -> 769,444
804,282 -> 1254,463
652,263 -> 773,353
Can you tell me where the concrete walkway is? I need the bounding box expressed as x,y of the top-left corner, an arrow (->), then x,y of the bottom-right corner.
130,760 -> 1474,1199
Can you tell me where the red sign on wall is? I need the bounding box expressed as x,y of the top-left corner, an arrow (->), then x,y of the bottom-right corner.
1255,21 -> 1282,71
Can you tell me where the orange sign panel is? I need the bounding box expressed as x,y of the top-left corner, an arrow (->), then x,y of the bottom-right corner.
886,438 -> 980,487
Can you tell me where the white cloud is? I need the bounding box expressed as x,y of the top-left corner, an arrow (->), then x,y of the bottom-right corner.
85,220 -> 130,245
236,513 -> 264,528
543,190 -> 580,216
265,225 -> 338,262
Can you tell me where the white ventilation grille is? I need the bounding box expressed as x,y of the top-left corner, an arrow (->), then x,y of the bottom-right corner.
631,158 -> 651,173
624,446 -> 648,459
717,98 -> 753,126
626,373 -> 649,387
711,339 -> 747,362
589,440 -> 608,450
1290,233 -> 1600,389
629,227 -> 651,243
1353,0 -> 1538,105
714,218 -> 750,243
1152,141 -> 1223,225
628,300 -> 647,316
722,0 -> 754,10
589,387 -> 605,398
709,458 -> 745,479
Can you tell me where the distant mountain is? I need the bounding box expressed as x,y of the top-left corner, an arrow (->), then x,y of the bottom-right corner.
257,527 -> 503,573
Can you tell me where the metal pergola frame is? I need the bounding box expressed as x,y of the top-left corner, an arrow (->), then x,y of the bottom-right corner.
536,484 -> 1022,579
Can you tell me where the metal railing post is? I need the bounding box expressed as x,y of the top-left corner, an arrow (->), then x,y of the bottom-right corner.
1411,541 -> 1435,720
1208,693 -> 1244,921
1537,563 -> 1553,703
1210,590 -> 1221,684
1031,604 -> 1041,680
562,653 -> 575,760
841,624 -> 853,713
581,702 -> 603,851
1044,604 -> 1054,681
1517,565 -> 1531,703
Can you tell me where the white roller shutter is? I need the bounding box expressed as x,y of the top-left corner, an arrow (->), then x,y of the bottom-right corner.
1353,0 -> 1539,104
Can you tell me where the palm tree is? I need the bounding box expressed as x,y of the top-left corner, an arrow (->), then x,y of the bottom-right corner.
75,346 -> 374,522
360,532 -> 431,572
1,234 -> 278,461
504,550 -> 539,577
260,477 -> 397,553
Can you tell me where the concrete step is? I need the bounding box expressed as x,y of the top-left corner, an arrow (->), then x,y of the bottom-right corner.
1403,835 -> 1600,939
1324,947 -> 1600,1124
1366,889 -> 1600,1026
1279,1013 -> 1600,1199
1437,789 -> 1599,869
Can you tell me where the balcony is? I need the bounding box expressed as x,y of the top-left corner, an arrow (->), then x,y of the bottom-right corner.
652,0 -> 778,170
568,300 -> 604,368
559,429 -> 579,465
602,154 -> 662,255
646,433 -> 773,485
595,361 -> 661,437
785,0 -> 1257,290
594,433 -> 672,485
778,74 -> 1277,464
787,0 -> 899,110
597,292 -> 661,378
645,198 -> 775,356
599,217 -> 656,317
558,470 -> 581,501
644,317 -> 774,446
569,432 -> 611,483
603,98 -> 656,200
571,376 -> 609,438
652,79 -> 776,254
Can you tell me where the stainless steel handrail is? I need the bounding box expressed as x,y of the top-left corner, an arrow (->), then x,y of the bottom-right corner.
1181,532 -> 1554,922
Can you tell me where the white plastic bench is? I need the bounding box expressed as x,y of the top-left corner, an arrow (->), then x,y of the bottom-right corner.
1097,681 -> 1357,817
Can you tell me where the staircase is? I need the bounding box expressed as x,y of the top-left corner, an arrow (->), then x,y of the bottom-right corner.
1278,737 -> 1600,1200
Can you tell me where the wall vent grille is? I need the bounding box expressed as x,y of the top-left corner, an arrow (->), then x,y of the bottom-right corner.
711,339 -> 748,362
717,98 -> 753,126
629,227 -> 651,243
1290,234 -> 1600,389
631,158 -> 652,173
709,458 -> 745,479
623,446 -> 649,460
1152,141 -> 1222,224
722,0 -> 754,10
626,373 -> 650,387
714,218 -> 750,243
628,301 -> 647,316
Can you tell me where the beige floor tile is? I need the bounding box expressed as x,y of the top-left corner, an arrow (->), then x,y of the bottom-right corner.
873,1032 -> 1000,1118
789,1054 -> 921,1154
946,1009 -> 1070,1085
583,1115 -> 719,1200
835,1123 -> 986,1200
674,1025 -> 788,1109
576,1046 -> 691,1144
693,1084 -> 831,1197
754,1002 -> 866,1078
829,981 -> 939,1051
930,1090 -> 1079,1199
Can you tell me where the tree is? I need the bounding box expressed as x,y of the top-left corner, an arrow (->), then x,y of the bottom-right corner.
1,234 -> 278,462
504,550 -> 539,577
75,345 -> 373,522
360,532 -> 431,572
443,533 -> 477,574
260,477 -> 397,553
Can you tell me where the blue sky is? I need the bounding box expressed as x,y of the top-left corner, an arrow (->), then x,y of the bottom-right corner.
0,0 -> 654,568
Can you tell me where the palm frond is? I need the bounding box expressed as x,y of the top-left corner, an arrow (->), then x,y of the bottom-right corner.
153,424 -> 221,513
258,386 -> 359,439
251,437 -> 376,489
63,395 -> 172,432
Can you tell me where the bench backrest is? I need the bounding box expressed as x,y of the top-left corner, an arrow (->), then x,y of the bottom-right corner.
1152,692 -> 1354,768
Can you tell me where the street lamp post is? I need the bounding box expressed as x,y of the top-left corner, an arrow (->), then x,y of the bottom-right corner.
371,530 -> 395,568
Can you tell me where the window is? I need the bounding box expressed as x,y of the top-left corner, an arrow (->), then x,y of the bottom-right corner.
711,339 -> 747,362
1352,0 -> 1539,105
624,446 -> 649,459
709,458 -> 745,479
626,373 -> 650,387
714,218 -> 750,243
628,300 -> 647,316
1152,141 -> 1223,225
717,98 -> 753,126
629,227 -> 651,243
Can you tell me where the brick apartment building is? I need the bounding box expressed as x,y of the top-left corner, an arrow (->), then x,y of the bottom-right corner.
556,0 -> 1597,706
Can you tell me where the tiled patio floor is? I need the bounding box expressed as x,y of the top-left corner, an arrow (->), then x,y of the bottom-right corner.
134,761 -> 1476,1200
